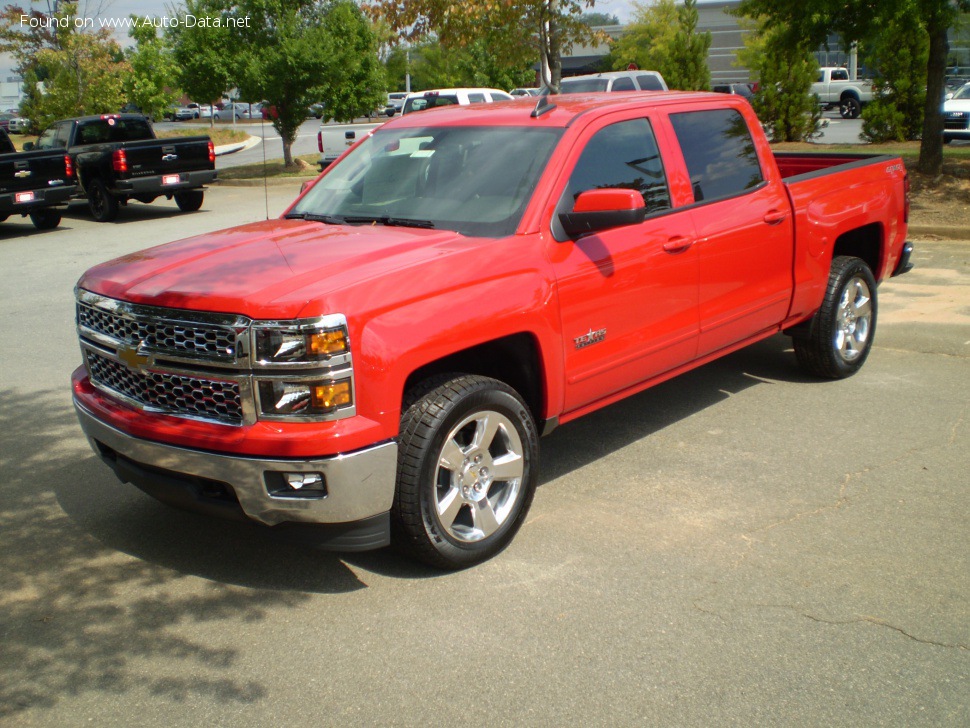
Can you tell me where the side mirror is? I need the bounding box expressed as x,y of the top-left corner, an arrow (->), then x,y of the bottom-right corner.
22,141 -> 34,151
300,179 -> 313,195
945,92 -> 954,101
558,188 -> 646,239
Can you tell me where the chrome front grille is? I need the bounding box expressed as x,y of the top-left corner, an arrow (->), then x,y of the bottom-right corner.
86,350 -> 243,425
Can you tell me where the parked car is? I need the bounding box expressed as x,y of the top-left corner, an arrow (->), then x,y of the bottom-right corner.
384,92 -> 408,117
8,116 -> 30,133
26,113 -> 216,222
0,112 -> 15,131
214,103 -> 251,121
401,88 -> 514,115
811,67 -> 874,119
943,83 -> 970,143
72,93 -> 912,568
712,83 -> 755,99
547,70 -> 668,94
510,87 -> 541,97
0,127 -> 76,229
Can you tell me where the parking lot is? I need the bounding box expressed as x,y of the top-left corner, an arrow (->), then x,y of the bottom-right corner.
1,184 -> 967,725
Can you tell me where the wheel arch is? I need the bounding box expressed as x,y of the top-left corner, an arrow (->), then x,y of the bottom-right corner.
402,333 -> 547,430
832,222 -> 883,279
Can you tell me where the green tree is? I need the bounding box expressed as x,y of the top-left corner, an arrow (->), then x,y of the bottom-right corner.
393,37 -> 535,91
124,19 -> 181,122
611,0 -> 679,75
666,0 -> 712,90
736,16 -> 823,141
1,2 -> 129,128
859,3 -> 929,142
232,0 -> 385,167
369,0 -> 600,92
167,0 -> 235,124
736,0 -> 970,174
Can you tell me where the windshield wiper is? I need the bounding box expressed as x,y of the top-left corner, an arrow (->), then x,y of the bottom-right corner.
342,215 -> 436,229
283,212 -> 346,224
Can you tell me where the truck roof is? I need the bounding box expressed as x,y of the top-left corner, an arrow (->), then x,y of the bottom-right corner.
384,91 -> 729,129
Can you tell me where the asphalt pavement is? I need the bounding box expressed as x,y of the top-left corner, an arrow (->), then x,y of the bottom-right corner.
1,185 -> 967,725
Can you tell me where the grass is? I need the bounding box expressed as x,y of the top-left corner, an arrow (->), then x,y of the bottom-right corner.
216,153 -> 320,180
156,127 -> 248,146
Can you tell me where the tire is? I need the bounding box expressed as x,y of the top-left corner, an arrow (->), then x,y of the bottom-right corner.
393,374 -> 539,569
174,189 -> 204,212
29,209 -> 61,230
793,256 -> 877,379
87,178 -> 119,222
839,96 -> 861,119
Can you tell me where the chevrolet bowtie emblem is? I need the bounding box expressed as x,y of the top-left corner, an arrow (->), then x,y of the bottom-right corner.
15,170 -> 31,178
117,344 -> 154,371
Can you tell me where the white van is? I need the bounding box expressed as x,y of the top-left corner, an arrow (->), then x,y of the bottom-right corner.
401,88 -> 514,115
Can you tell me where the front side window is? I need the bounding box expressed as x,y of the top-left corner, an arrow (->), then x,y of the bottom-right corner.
36,124 -> 62,150
565,118 -> 671,215
611,77 -> 636,91
291,125 -> 563,238
467,93 -> 486,104
637,74 -> 665,91
669,109 -> 764,202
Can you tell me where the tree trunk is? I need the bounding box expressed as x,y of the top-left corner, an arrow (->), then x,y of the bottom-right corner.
917,20 -> 949,175
283,140 -> 294,168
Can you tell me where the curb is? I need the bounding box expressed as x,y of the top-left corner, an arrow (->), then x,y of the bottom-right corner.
908,225 -> 970,240
214,135 -> 262,156
216,175 -> 316,187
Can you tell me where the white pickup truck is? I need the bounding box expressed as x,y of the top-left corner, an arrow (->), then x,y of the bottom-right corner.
317,121 -> 382,170
811,67 -> 874,119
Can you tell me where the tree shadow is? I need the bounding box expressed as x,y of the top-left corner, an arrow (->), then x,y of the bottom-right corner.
0,386 -> 369,719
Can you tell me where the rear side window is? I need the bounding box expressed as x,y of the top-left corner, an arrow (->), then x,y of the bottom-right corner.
612,76 -> 636,91
566,118 -> 671,215
468,93 -> 486,104
637,74 -> 665,91
669,108 -> 764,202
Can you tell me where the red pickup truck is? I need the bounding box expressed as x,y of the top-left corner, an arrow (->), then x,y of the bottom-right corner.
72,93 -> 913,568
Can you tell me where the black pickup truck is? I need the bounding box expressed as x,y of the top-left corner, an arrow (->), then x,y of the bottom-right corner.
24,114 -> 216,222
0,127 -> 76,230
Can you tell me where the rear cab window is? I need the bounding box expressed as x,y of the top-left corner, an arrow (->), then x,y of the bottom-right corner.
668,108 -> 764,203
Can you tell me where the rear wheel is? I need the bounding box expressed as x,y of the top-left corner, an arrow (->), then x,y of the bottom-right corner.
29,209 -> 61,229
393,375 -> 539,569
839,96 -> 861,119
174,189 -> 204,212
87,179 -> 118,222
794,256 -> 877,379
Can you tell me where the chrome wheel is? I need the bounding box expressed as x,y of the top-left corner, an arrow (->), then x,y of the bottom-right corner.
835,276 -> 872,362
434,410 -> 524,543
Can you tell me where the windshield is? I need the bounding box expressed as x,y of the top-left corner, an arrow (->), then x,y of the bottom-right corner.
290,125 -> 563,238
560,78 -> 609,93
954,85 -> 970,100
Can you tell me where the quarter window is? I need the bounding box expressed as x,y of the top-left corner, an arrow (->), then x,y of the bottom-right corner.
669,108 -> 764,202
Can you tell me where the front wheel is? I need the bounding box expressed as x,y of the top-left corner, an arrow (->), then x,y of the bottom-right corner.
393,375 -> 539,569
793,256 -> 877,379
29,209 -> 61,229
174,189 -> 204,212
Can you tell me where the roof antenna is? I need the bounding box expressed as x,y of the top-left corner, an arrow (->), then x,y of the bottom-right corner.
531,95 -> 557,119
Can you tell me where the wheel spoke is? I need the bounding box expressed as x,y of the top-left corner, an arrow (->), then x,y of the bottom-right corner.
473,413 -> 502,452
471,497 -> 501,538
438,438 -> 466,472
437,487 -> 464,530
853,295 -> 872,320
491,452 -> 524,482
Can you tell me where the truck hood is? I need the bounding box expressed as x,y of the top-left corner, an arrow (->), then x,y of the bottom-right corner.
78,218 -> 472,319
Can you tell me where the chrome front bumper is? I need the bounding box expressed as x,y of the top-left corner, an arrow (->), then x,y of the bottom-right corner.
75,401 -> 397,528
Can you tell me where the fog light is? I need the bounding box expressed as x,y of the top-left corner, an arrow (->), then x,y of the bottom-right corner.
266,471 -> 328,499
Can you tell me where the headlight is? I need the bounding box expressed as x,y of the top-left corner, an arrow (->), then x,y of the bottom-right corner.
253,317 -> 349,365
257,378 -> 353,419
251,315 -> 355,422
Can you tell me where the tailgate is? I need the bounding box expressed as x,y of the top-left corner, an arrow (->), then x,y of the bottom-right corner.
0,150 -> 71,195
121,136 -> 214,177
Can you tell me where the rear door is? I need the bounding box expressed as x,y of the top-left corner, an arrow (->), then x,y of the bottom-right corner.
667,106 -> 794,357
549,113 -> 700,413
